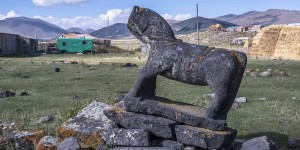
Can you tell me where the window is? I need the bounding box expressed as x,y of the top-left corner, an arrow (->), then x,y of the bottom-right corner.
82,40 -> 87,45
63,42 -> 67,46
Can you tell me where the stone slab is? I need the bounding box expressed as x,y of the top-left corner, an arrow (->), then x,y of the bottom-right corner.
56,101 -> 115,149
104,107 -> 176,139
112,147 -> 177,150
105,128 -> 151,147
123,96 -> 226,130
175,125 -> 237,149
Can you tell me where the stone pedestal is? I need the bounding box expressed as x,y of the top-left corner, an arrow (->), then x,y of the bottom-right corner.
103,97 -> 237,150
123,96 -> 226,131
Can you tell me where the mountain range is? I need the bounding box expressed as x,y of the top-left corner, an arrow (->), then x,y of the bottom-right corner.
1,9 -> 300,39
216,9 -> 300,26
67,27 -> 95,34
0,17 -> 66,40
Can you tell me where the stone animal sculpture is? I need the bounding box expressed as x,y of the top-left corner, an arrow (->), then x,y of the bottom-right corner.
125,6 -> 247,121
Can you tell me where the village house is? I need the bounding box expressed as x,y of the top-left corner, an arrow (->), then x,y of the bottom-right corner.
0,26 -> 38,56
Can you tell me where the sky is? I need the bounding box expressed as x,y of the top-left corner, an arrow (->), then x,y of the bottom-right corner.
1,0 -> 300,30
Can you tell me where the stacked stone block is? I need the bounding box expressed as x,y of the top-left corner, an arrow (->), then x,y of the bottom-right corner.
104,97 -> 237,150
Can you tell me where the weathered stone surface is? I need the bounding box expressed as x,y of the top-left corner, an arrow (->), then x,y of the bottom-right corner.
36,136 -> 58,150
104,107 -> 176,139
56,101 -> 115,149
257,98 -> 267,101
125,6 -> 247,123
57,136 -> 80,150
15,130 -> 44,150
175,125 -> 237,149
0,91 -> 15,98
288,138 -> 300,149
259,70 -> 272,77
105,128 -> 151,147
123,97 -> 226,130
112,147 -> 177,150
231,102 -> 241,110
162,140 -> 183,150
239,136 -> 277,150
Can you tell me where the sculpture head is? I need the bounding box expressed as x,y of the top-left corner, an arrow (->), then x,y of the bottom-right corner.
127,6 -> 176,43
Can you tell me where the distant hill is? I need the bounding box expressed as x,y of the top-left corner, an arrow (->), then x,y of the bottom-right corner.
0,17 -> 66,40
90,23 -> 132,39
67,27 -> 95,34
171,17 -> 237,34
216,9 -> 300,26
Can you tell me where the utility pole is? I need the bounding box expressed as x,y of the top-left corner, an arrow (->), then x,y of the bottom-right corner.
106,16 -> 109,40
196,3 -> 199,45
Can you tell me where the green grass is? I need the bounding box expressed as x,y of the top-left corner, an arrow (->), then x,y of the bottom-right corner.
0,54 -> 299,149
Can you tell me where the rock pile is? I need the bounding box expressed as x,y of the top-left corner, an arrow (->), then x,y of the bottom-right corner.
103,96 -> 237,149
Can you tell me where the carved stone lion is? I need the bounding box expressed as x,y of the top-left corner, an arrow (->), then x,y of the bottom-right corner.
125,6 -> 247,121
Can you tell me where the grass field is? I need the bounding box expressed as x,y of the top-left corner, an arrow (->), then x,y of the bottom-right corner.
0,53 -> 299,149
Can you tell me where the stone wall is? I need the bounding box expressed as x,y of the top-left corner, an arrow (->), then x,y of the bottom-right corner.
250,25 -> 300,60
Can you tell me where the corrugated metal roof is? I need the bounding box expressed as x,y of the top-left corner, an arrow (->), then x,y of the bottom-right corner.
60,33 -> 95,39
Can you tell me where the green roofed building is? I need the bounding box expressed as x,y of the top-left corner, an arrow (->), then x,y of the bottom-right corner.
57,38 -> 93,53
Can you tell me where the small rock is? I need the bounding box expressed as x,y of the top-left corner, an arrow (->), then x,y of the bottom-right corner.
56,101 -> 115,148
36,136 -> 58,150
71,95 -> 81,101
235,97 -> 247,103
203,93 -> 215,100
292,97 -> 297,100
257,98 -> 267,101
37,116 -> 54,124
175,125 -> 237,149
15,108 -> 23,113
120,63 -> 138,67
274,70 -> 288,77
88,67 -> 95,70
15,130 -> 45,150
55,68 -> 60,72
19,91 -> 29,96
239,136 -> 277,150
57,136 -> 80,150
105,128 -> 151,147
0,91 -> 15,98
259,71 -> 272,77
288,138 -> 300,149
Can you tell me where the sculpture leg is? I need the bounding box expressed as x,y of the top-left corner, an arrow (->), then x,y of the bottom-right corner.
204,84 -> 229,120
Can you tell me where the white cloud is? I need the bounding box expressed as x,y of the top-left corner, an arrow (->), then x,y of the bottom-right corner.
32,0 -> 90,6
161,13 -> 174,20
0,10 -> 19,20
161,13 -> 192,21
33,8 -> 131,30
174,14 -> 192,21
